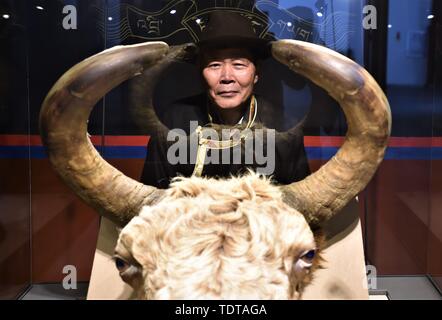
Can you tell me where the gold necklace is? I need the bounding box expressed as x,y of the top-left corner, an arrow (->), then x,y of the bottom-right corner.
192,96 -> 257,177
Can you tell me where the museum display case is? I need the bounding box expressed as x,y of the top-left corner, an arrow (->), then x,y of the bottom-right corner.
0,0 -> 440,300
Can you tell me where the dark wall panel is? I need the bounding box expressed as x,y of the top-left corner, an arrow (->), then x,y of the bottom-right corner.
0,0 -> 31,299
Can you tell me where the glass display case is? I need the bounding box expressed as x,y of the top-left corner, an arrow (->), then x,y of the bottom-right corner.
0,0 -> 440,300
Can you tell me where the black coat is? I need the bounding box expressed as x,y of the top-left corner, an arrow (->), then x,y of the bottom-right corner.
140,93 -> 310,188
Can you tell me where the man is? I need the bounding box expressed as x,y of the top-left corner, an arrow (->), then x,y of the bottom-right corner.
140,11 -> 310,188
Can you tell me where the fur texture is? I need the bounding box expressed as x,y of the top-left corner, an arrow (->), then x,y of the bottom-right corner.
115,172 -> 322,299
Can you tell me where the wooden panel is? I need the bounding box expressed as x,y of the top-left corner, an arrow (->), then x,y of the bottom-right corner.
0,159 -> 31,299
29,158 -> 146,283
365,160 -> 431,274
428,160 -> 442,289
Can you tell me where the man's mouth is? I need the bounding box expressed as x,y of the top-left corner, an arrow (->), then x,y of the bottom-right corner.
218,91 -> 239,97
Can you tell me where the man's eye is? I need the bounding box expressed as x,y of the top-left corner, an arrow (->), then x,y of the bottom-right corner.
208,63 -> 221,68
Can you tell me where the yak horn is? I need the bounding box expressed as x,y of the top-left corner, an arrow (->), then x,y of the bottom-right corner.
273,40 -> 391,227
39,42 -> 169,226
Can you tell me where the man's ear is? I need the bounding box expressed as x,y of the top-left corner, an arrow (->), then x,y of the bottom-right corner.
254,74 -> 259,84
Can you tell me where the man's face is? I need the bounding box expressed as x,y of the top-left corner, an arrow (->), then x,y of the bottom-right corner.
202,48 -> 258,109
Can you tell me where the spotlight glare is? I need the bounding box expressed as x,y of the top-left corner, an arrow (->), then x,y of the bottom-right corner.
170,9 -> 177,14
317,12 -> 323,18
36,6 -> 44,10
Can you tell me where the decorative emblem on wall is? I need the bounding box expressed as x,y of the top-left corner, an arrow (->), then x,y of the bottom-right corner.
96,0 -> 356,52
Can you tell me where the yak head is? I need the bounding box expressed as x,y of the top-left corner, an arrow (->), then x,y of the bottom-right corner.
114,173 -> 322,299
39,40 -> 391,299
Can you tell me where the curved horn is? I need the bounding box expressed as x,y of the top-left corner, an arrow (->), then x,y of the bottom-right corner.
39,42 -> 169,226
274,40 -> 391,226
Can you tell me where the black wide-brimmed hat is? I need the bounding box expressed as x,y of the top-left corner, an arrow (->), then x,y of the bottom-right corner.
197,11 -> 271,59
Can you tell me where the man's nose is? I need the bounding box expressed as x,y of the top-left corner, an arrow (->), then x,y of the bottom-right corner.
219,65 -> 235,84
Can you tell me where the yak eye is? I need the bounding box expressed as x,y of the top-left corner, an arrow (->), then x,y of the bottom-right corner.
114,257 -> 130,273
293,249 -> 317,273
300,249 -> 316,266
303,250 -> 316,261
